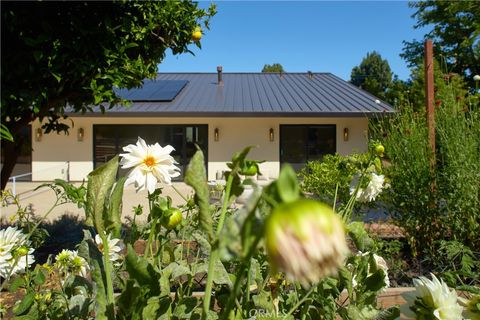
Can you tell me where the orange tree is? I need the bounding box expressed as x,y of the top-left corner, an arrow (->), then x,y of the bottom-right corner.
0,1 -> 215,189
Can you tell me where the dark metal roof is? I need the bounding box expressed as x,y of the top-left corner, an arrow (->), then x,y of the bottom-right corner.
88,73 -> 394,117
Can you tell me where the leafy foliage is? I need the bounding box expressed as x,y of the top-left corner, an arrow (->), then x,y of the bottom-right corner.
401,1 -> 480,86
372,87 -> 480,257
261,63 -> 285,73
0,1 -> 216,188
350,51 -> 393,100
0,146 -> 400,319
299,154 -> 363,205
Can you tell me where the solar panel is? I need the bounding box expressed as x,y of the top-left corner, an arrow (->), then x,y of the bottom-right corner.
115,80 -> 188,102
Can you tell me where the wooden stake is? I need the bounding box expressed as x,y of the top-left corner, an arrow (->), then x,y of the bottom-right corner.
424,40 -> 435,159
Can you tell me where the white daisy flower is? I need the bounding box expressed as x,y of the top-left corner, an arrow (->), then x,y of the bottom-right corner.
95,233 -> 124,265
119,137 -> 181,193
401,273 -> 463,320
0,227 -> 35,279
55,249 -> 88,278
350,173 -> 386,203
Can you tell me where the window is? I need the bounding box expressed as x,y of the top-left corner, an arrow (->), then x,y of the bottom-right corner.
280,125 -> 336,171
94,125 -> 208,180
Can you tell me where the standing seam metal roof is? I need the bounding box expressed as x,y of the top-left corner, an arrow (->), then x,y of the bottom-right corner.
91,72 -> 394,117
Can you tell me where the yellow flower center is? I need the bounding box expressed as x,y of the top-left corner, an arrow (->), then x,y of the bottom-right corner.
144,156 -> 155,168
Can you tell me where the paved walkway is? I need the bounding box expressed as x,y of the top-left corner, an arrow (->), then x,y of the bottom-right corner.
1,181 -> 194,223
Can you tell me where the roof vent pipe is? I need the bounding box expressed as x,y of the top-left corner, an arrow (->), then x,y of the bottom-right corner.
217,66 -> 223,85
307,71 -> 313,79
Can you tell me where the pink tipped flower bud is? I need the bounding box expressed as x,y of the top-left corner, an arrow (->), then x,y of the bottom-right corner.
265,199 -> 349,287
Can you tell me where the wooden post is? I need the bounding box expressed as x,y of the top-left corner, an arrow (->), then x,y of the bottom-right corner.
424,40 -> 435,159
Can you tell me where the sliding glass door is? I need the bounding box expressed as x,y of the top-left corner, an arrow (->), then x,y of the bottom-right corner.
94,124 -> 208,180
280,125 -> 336,171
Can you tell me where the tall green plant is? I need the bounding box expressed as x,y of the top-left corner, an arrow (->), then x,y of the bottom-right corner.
372,89 -> 480,256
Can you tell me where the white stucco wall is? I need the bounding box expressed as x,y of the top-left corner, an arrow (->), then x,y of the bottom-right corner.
31,116 -> 368,181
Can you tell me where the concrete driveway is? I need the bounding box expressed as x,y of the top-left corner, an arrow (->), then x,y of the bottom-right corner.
1,181 -> 194,223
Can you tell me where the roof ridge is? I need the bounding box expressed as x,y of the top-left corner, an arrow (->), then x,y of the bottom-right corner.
155,72 -> 334,75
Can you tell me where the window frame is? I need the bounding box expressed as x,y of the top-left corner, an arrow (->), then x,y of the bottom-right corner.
92,124 -> 209,179
279,124 -> 336,169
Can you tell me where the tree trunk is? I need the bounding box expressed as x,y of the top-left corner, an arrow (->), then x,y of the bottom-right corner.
1,137 -> 24,190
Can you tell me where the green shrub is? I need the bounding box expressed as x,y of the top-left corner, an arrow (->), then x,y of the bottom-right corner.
299,153 -> 369,206
372,90 -> 480,255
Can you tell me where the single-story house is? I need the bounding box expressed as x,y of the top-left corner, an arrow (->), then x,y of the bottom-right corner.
29,69 -> 393,182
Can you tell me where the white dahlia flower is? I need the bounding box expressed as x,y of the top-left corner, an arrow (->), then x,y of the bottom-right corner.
401,273 -> 463,320
0,227 -> 35,279
350,173 -> 386,203
120,137 -> 181,193
265,199 -> 349,288
95,233 -> 124,265
55,249 -> 88,278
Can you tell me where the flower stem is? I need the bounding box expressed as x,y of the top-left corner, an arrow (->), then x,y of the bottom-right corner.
215,174 -> 234,237
221,234 -> 263,319
201,245 -> 219,320
283,286 -> 315,319
172,184 -> 188,203
202,173 -> 235,320
100,233 -> 115,317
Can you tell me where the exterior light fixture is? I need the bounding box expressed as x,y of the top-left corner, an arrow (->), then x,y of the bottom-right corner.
214,128 -> 219,141
77,128 -> 84,142
269,128 -> 274,142
35,128 -> 42,142
343,128 -> 349,141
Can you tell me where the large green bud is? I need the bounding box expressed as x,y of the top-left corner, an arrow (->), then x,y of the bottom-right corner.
265,199 -> 349,288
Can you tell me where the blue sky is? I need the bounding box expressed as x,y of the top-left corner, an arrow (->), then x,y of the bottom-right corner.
159,1 -> 429,81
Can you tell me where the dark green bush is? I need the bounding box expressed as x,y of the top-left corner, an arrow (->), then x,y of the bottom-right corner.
299,153 -> 370,206
373,92 -> 480,255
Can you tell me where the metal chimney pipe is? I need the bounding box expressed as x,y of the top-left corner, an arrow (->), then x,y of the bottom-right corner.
217,66 -> 223,85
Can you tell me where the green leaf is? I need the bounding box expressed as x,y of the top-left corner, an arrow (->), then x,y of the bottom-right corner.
213,259 -> 233,288
252,291 -> 274,312
33,268 -> 46,286
0,124 -> 14,142
125,245 -> 159,294
77,232 -> 113,319
171,262 -> 193,280
51,72 -> 62,82
91,258 -> 109,320
347,222 -> 374,252
364,269 -> 386,292
184,149 -> 213,241
276,164 -> 300,203
9,276 -> 25,292
172,297 -> 198,319
86,155 -> 119,232
374,306 -> 400,320
142,296 -> 161,319
13,291 -> 35,315
105,176 -> 126,238
68,294 -> 90,316
117,280 -> 142,318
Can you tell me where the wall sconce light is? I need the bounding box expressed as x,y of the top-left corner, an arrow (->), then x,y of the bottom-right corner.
269,128 -> 274,142
35,128 -> 42,142
343,127 -> 349,141
77,128 -> 84,142
214,128 -> 219,141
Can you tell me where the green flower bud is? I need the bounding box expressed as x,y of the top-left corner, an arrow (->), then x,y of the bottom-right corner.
265,199 -> 349,288
15,246 -> 29,257
163,208 -> 183,230
375,144 -> 385,157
